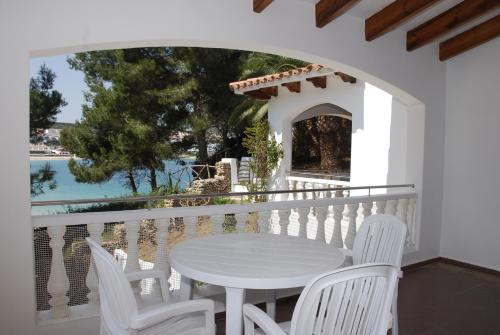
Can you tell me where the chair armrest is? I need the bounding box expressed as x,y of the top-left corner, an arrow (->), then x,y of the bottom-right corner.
130,299 -> 214,332
243,304 -> 287,335
126,270 -> 170,302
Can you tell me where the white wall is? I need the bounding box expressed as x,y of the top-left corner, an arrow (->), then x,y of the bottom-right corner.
440,38 -> 500,271
268,80 -> 424,196
0,1 -> 447,333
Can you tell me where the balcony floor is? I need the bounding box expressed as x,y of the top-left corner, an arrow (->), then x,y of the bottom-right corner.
215,261 -> 500,334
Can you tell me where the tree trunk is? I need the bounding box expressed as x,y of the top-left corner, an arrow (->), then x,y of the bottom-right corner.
127,170 -> 138,194
196,130 -> 209,164
149,168 -> 158,192
317,115 -> 338,171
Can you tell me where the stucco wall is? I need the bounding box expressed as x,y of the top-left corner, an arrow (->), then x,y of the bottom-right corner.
0,1 -> 446,333
441,38 -> 500,271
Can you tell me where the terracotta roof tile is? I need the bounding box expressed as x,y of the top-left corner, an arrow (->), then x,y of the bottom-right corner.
229,64 -> 324,91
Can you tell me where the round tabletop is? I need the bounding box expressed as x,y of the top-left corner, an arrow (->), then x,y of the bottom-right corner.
170,233 -> 345,290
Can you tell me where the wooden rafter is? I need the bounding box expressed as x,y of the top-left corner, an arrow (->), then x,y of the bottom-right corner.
407,0 -> 500,51
439,14 -> 500,61
282,81 -> 301,93
365,0 -> 441,41
316,0 -> 362,28
253,0 -> 273,13
334,72 -> 357,83
244,86 -> 278,100
306,76 -> 327,88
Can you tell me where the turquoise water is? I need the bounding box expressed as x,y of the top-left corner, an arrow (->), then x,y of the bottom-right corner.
31,158 -> 194,215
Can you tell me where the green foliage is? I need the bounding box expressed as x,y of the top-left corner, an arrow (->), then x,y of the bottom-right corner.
61,48 -> 187,192
30,64 -> 67,137
242,120 -> 283,199
30,64 -> 65,196
30,163 -> 57,196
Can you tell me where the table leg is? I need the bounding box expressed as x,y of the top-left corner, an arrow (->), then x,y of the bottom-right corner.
225,287 -> 246,335
180,275 -> 193,301
265,289 -> 276,320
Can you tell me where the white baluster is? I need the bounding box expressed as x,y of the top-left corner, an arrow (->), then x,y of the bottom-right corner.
257,211 -> 271,234
386,199 -> 398,215
288,180 -> 296,200
297,206 -> 309,239
375,200 -> 386,214
47,226 -> 70,319
397,198 -> 410,247
153,218 -> 170,301
235,212 -> 248,233
211,214 -> 225,235
278,209 -> 290,236
332,205 -> 344,248
295,181 -> 305,200
344,203 -> 358,249
124,221 -> 141,296
86,223 -> 104,312
362,201 -> 373,220
183,216 -> 197,239
315,205 -> 328,243
407,198 -> 417,247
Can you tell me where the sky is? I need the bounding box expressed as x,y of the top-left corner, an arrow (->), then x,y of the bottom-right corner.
30,54 -> 86,124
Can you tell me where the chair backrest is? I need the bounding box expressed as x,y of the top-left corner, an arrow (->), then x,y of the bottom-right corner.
290,264 -> 398,335
352,214 -> 407,268
86,237 -> 138,331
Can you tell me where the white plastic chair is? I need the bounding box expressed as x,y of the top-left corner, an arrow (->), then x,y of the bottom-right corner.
86,237 -> 215,335
243,264 -> 399,335
345,214 -> 407,335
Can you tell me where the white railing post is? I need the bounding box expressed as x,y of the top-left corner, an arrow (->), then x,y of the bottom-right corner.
386,199 -> 398,215
288,180 -> 296,198
124,220 -> 141,298
362,201 -> 373,220
257,211 -> 271,234
153,218 -> 170,300
344,203 -> 358,249
183,216 -> 197,239
277,209 -> 289,236
375,200 -> 386,214
407,198 -> 417,247
86,223 -> 104,312
235,212 -> 248,233
315,205 -> 327,243
397,198 -> 410,246
211,214 -> 225,234
47,226 -> 70,319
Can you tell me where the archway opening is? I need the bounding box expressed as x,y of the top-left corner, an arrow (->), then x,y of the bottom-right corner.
291,103 -> 352,180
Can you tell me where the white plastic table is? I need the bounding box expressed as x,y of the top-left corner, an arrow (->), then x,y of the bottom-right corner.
170,233 -> 345,335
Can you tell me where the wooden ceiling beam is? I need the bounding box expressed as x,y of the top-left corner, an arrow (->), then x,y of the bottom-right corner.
253,0 -> 273,13
316,0 -> 362,28
439,14 -> 500,61
282,81 -> 301,93
306,76 -> 327,88
407,0 -> 500,51
334,72 -> 357,83
365,0 -> 441,41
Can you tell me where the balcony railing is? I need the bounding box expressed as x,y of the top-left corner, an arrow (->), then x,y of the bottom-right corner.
31,185 -> 418,323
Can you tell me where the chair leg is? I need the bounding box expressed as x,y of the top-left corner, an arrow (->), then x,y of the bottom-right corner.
392,286 -> 399,335
265,289 -> 276,321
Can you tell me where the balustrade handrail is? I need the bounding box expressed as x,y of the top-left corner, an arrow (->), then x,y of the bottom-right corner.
32,191 -> 417,228
31,183 -> 415,207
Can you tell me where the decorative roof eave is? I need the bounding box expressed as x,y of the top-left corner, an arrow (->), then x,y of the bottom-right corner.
229,64 -> 335,95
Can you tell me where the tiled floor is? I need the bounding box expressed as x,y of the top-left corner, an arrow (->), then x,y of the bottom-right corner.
215,262 -> 500,334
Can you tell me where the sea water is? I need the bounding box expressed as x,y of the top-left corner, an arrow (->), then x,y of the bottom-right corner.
31,158 -> 194,215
